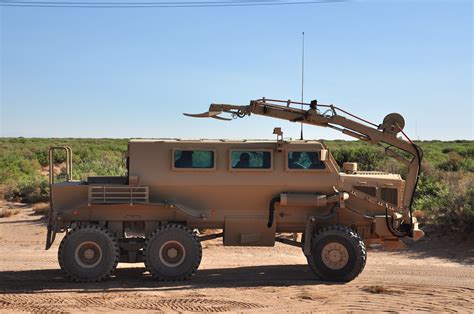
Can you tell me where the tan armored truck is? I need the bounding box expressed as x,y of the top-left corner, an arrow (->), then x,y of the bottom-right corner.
46,98 -> 424,283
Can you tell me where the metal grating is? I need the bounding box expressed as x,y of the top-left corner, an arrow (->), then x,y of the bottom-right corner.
381,187 -> 398,206
88,186 -> 149,204
354,186 -> 377,197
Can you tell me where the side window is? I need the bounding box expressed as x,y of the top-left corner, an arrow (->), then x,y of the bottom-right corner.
231,151 -> 271,169
174,150 -> 214,169
287,151 -> 326,170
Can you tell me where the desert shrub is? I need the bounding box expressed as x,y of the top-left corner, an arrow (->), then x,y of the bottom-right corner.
33,151 -> 49,167
0,138 -> 127,203
330,146 -> 386,171
4,176 -> 49,203
0,208 -> 20,218
377,159 -> 407,177
414,170 -> 474,233
437,152 -> 473,172
458,147 -> 474,158
32,203 -> 50,216
414,173 -> 448,212
442,147 -> 455,154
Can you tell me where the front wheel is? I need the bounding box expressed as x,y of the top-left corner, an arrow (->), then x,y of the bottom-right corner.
144,224 -> 202,281
307,225 -> 366,282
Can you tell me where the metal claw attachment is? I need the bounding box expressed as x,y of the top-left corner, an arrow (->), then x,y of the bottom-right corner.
183,111 -> 232,121
211,115 -> 232,121
184,103 -> 252,121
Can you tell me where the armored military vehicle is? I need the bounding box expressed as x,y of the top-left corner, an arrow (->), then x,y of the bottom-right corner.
46,98 -> 424,283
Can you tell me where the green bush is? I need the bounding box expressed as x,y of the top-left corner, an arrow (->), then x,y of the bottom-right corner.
5,177 -> 50,203
414,173 -> 448,212
414,170 -> 473,233
330,146 -> 386,171
437,152 -> 473,172
0,138 -> 127,203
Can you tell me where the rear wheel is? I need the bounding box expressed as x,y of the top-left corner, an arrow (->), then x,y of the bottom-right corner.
58,225 -> 119,282
307,225 -> 366,282
144,224 -> 202,281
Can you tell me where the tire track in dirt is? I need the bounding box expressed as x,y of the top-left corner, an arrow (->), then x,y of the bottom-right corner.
0,293 -> 265,313
369,264 -> 474,278
290,284 -> 474,312
1,284 -> 472,313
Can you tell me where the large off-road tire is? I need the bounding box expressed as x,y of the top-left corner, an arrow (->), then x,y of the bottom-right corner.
144,224 -> 202,281
58,224 -> 119,282
307,225 -> 366,282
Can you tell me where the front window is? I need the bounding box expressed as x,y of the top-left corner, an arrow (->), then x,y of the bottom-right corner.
174,150 -> 214,169
287,151 -> 326,170
231,151 -> 271,169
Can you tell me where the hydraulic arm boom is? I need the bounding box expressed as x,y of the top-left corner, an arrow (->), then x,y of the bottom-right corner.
184,98 -> 423,238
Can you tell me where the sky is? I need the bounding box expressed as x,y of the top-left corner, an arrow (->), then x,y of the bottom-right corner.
0,0 -> 472,140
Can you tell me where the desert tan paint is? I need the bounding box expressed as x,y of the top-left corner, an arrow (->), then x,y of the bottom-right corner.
50,139 -> 409,247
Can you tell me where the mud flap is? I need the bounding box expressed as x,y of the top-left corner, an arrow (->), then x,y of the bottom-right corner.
45,224 -> 55,250
45,206 -> 57,250
303,217 -> 316,256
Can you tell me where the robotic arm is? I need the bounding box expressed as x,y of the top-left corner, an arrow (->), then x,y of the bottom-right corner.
185,98 -> 423,239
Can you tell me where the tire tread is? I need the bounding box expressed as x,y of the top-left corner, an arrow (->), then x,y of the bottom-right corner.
307,225 -> 366,282
58,224 -> 119,282
144,223 -> 202,281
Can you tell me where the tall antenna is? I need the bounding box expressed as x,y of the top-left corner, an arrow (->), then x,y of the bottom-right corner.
300,31 -> 305,140
415,119 -> 419,141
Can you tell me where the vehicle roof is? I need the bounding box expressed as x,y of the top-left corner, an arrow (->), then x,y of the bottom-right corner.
129,138 -> 324,145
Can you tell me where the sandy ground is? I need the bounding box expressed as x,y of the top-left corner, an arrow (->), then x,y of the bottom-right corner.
0,205 -> 473,313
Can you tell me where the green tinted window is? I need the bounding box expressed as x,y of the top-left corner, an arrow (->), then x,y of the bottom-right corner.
231,151 -> 271,169
174,150 -> 214,168
288,151 -> 325,170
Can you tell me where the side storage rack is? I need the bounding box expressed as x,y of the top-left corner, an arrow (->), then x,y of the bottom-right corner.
88,186 -> 149,205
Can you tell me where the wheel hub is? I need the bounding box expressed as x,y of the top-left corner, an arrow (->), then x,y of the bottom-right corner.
74,241 -> 103,269
84,248 -> 95,259
167,247 -> 178,259
321,242 -> 349,270
159,241 -> 186,268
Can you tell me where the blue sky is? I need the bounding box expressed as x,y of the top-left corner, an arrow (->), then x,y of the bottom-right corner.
1,0 -> 472,140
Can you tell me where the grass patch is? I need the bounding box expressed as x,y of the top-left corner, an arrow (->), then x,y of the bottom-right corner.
32,203 -> 50,216
0,208 -> 20,218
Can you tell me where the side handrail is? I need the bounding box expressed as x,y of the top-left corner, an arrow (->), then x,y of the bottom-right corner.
46,146 -> 73,250
48,146 -> 72,184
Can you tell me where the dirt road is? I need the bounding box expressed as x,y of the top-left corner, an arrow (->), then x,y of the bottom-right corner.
1,206 -> 473,312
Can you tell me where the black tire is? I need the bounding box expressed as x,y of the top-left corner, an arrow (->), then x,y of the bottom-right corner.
144,224 -> 202,281
58,224 -> 119,282
307,225 -> 366,282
